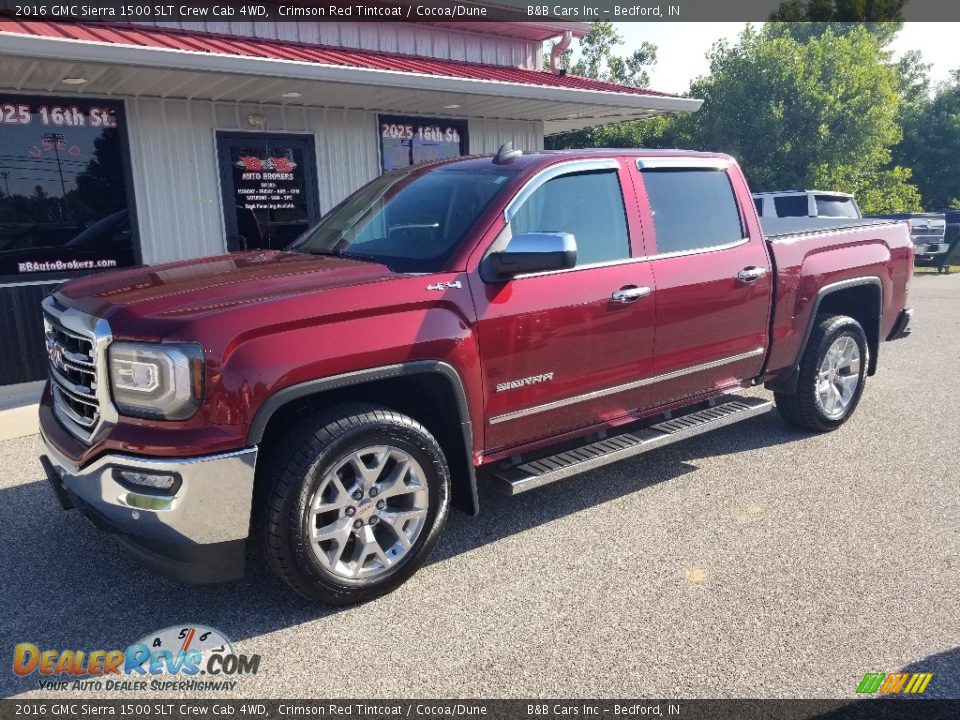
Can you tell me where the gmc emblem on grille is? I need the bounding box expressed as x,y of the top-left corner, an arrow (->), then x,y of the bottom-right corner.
45,333 -> 67,373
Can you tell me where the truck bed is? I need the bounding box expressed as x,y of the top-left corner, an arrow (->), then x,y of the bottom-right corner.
761,217 -> 902,240
761,217 -> 913,385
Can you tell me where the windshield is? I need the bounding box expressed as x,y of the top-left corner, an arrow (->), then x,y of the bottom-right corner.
289,167 -> 513,272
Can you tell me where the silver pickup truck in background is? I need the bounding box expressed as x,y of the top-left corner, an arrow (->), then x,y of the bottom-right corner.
867,212 -> 948,267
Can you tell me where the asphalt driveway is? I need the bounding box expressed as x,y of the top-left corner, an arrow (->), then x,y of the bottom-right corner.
1,273 -> 957,700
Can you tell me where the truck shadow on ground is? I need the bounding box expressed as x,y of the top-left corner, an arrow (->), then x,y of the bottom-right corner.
1,412 -> 807,698
809,646 -> 960,716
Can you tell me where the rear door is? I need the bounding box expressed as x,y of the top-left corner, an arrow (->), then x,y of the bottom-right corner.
470,159 -> 657,454
632,157 -> 772,408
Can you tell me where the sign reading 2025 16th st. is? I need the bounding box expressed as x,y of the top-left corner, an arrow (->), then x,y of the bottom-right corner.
0,101 -> 118,128
11,625 -> 260,692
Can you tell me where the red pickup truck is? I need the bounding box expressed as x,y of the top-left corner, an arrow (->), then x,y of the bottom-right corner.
39,147 -> 913,604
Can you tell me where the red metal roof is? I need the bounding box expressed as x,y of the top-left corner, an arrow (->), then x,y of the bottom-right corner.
0,20 -> 676,98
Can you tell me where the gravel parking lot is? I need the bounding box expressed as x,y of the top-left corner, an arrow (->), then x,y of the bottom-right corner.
1,273 -> 957,700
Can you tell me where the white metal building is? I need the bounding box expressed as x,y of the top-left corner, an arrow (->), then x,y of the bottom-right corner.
0,15 -> 701,387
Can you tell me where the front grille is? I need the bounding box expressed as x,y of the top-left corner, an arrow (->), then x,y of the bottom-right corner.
44,314 -> 101,439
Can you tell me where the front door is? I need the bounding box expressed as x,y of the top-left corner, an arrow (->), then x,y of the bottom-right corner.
216,132 -> 320,252
470,160 -> 657,455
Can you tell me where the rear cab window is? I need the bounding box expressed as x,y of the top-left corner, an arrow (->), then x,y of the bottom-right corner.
814,194 -> 860,218
639,166 -> 745,255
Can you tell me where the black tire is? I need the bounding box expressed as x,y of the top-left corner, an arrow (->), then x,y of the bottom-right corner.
775,314 -> 869,432
257,403 -> 450,604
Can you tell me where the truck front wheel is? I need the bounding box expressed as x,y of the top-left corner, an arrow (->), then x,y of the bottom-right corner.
258,404 -> 450,604
775,314 -> 868,432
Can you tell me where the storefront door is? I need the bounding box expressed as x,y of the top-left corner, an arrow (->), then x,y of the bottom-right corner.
216,132 -> 320,252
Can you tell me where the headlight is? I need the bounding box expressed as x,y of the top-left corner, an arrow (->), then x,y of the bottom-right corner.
108,342 -> 204,420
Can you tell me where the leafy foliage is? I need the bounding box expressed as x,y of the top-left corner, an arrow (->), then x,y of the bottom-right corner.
680,25 -> 911,212
551,21 -> 927,214
769,0 -> 905,44
547,22 -> 657,87
895,71 -> 960,209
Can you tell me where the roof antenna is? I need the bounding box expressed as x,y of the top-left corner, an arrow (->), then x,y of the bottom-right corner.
493,141 -> 522,165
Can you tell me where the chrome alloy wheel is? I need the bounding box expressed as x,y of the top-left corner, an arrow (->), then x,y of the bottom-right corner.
816,334 -> 862,420
307,445 -> 429,581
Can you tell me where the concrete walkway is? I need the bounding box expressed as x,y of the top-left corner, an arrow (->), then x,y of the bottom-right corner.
0,381 -> 42,442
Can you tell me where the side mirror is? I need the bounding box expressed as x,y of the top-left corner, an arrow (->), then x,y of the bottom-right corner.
483,232 -> 577,281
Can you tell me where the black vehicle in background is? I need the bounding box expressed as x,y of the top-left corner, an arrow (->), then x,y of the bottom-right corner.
937,209 -> 960,273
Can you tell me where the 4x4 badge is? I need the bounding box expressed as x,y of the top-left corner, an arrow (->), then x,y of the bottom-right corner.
426,281 -> 462,291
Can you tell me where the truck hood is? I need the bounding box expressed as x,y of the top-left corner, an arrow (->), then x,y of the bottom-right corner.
55,250 -> 396,329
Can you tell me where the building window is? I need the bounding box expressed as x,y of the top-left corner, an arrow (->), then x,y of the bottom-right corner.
379,115 -> 467,172
0,96 -> 135,279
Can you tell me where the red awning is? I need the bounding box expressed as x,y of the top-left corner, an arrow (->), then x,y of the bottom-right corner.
0,20 -> 676,99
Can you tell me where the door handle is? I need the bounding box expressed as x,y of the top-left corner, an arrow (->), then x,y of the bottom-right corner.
737,267 -> 767,282
611,286 -> 651,303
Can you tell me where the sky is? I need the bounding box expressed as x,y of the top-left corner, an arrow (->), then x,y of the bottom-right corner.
613,22 -> 960,95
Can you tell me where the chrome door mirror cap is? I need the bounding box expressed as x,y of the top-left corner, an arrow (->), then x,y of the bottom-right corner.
482,232 -> 577,281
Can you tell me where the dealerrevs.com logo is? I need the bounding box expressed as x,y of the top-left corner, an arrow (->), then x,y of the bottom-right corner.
12,625 -> 260,692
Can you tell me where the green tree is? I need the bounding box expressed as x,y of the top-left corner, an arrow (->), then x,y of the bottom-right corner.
545,22 -> 657,149
769,0 -> 905,43
895,70 -> 960,208
610,25 -> 920,213
547,22 -> 657,87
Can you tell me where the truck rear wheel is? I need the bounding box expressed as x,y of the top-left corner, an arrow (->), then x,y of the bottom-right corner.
258,404 -> 450,604
775,314 -> 868,432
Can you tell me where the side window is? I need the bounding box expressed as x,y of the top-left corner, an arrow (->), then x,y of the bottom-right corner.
773,194 -> 809,218
641,168 -> 745,255
753,197 -> 763,215
511,170 -> 630,266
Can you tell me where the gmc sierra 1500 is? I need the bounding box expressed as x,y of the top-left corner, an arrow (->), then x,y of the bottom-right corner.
39,147 -> 913,604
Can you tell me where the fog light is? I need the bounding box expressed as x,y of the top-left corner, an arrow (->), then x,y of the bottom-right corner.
114,469 -> 181,495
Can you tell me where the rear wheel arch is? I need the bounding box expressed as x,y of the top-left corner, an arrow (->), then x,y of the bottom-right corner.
248,361 -> 478,516
767,276 -> 882,393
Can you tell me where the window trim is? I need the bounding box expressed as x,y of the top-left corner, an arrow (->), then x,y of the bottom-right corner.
638,163 -> 748,258
635,156 -> 731,171
504,158 -> 620,224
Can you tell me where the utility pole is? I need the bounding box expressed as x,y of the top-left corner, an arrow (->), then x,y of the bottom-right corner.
42,133 -> 68,220
42,133 -> 68,197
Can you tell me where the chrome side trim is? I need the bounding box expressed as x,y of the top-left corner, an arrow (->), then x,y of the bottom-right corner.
509,237 -> 752,280
765,220 -> 903,243
504,158 -> 620,224
488,348 -> 765,425
647,237 -> 749,262
513,254 -> 649,279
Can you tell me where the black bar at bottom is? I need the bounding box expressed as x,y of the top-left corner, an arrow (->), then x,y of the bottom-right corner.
0,699 -> 958,720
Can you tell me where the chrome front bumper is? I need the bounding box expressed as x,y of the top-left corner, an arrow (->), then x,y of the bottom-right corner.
40,429 -> 257,583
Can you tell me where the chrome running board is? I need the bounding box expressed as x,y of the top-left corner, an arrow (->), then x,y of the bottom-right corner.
491,396 -> 773,495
